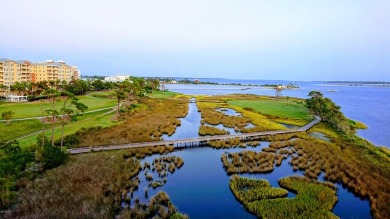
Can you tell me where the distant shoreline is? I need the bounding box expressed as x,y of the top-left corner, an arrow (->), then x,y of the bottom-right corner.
318,83 -> 390,88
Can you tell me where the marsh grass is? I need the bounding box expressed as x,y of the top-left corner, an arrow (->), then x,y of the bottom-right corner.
197,102 -> 250,128
232,176 -> 338,219
118,191 -> 188,219
208,138 -> 242,149
196,95 -> 298,133
230,176 -> 337,219
7,146 -> 175,218
65,98 -> 188,147
198,125 -> 229,136
285,135 -> 390,218
217,120 -> 390,218
222,150 -> 275,174
229,175 -> 288,203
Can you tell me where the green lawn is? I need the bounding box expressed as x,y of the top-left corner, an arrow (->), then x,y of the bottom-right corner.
228,99 -> 310,120
147,90 -> 180,99
0,120 -> 50,141
0,95 -> 116,119
17,110 -> 118,148
0,109 -> 115,143
87,91 -> 114,98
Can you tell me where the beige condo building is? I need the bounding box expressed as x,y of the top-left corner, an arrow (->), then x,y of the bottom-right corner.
0,58 -> 80,87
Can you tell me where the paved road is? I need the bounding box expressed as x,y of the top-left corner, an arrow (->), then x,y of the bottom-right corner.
68,116 -> 321,155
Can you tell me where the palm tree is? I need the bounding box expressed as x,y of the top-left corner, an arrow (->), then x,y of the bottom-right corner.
36,80 -> 49,95
48,80 -> 56,89
20,82 -> 28,95
60,80 -> 68,91
11,82 -> 26,95
26,82 -> 34,95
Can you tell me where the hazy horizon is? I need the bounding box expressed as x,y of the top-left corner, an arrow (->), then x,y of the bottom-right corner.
1,0 -> 389,81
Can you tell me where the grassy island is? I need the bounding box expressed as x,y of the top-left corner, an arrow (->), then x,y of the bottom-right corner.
230,176 -> 338,219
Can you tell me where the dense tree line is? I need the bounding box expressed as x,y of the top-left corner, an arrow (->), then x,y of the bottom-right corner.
306,91 -> 354,136
1,77 -> 160,98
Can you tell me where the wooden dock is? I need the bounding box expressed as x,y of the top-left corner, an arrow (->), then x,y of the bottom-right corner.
68,116 -> 321,155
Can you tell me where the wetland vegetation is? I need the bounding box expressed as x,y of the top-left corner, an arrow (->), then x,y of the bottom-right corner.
1,85 -> 389,218
3,146 -> 188,218
230,176 -> 338,218
222,151 -> 276,174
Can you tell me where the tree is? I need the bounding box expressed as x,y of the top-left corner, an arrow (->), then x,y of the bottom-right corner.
66,79 -> 89,95
36,80 -> 49,95
91,79 -> 105,91
306,91 -> 353,136
59,91 -> 88,148
308,91 -> 323,99
39,99 -> 47,147
114,89 -> 126,115
44,89 -> 61,146
10,82 -> 26,95
1,111 -> 14,125
123,79 -> 141,105
0,84 -> 9,96
146,78 -> 160,92
36,133 -> 50,148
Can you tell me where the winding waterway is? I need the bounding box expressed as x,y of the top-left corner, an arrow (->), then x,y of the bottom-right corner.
166,79 -> 390,148
128,101 -> 371,219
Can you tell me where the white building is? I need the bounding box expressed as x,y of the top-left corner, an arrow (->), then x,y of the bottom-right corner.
6,95 -> 28,102
104,75 -> 130,82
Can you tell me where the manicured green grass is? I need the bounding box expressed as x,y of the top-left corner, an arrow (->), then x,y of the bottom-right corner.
17,110 -> 117,147
87,91 -> 115,99
0,120 -> 50,141
147,90 -> 180,99
228,99 -> 310,120
0,95 -> 116,119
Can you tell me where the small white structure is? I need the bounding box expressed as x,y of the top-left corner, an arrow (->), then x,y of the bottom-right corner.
6,95 -> 28,102
104,75 -> 130,82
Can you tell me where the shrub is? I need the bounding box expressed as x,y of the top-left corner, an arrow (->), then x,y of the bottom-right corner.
41,146 -> 67,169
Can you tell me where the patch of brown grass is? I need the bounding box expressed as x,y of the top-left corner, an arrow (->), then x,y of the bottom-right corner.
198,125 -> 229,136
71,98 -> 188,147
6,146 -> 174,218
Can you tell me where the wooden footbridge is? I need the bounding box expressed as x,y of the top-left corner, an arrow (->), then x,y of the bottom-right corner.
68,116 -> 321,155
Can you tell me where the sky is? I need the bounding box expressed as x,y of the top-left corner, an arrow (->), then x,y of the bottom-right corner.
1,0 -> 389,81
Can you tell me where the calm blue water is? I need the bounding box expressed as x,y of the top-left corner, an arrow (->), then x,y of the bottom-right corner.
128,101 -> 371,219
166,79 -> 390,148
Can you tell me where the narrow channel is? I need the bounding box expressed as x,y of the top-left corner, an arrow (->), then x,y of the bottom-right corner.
127,101 -> 371,219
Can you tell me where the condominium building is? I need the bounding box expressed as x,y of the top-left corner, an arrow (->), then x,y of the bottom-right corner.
104,75 -> 130,82
0,58 -> 80,86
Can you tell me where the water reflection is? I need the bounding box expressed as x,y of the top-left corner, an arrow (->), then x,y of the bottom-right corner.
216,108 -> 242,117
309,131 -> 331,142
132,101 -> 371,219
